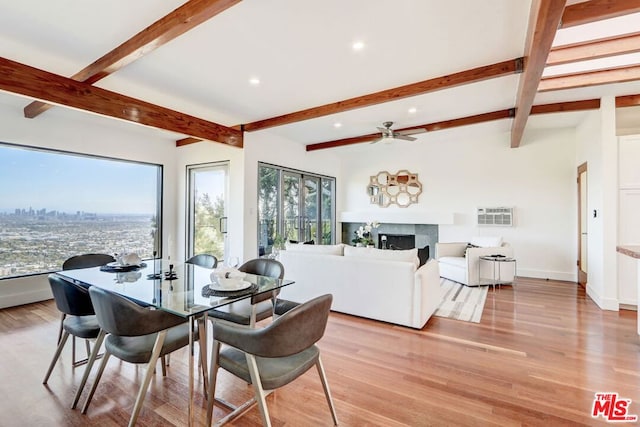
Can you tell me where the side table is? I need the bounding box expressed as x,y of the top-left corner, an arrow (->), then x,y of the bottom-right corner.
478,255 -> 517,292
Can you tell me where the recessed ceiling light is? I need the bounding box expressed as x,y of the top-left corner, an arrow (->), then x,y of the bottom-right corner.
249,77 -> 260,86
352,41 -> 365,51
334,122 -> 342,128
408,107 -> 417,114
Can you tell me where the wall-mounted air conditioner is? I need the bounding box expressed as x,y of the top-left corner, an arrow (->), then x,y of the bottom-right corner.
477,207 -> 514,226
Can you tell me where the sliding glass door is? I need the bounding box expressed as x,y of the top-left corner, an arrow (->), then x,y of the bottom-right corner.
258,163 -> 335,256
187,162 -> 229,263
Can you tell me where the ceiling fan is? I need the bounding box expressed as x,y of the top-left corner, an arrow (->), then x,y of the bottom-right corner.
370,121 -> 426,144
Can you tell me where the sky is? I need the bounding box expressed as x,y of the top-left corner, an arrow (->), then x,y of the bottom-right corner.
0,143 -> 159,215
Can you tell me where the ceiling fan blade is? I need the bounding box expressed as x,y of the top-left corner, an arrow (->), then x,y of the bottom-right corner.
393,134 -> 417,142
369,137 -> 385,144
397,128 -> 427,135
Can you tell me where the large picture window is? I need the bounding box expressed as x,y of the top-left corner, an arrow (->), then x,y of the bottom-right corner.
258,163 -> 335,256
0,142 -> 162,279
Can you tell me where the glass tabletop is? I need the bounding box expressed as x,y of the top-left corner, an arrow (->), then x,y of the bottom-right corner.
56,259 -> 294,318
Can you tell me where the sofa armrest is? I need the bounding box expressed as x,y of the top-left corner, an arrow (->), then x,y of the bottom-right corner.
413,259 -> 442,327
435,242 -> 468,258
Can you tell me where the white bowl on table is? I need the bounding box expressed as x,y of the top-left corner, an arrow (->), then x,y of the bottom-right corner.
210,268 -> 248,290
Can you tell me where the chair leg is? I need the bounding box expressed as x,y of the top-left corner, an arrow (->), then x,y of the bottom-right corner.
72,330 -> 106,409
246,353 -> 271,427
160,356 -> 167,377
81,350 -> 111,414
128,330 -> 167,427
85,339 -> 91,359
57,313 -> 66,344
43,331 -> 70,384
72,335 -> 76,365
206,340 -> 221,426
316,356 -> 339,426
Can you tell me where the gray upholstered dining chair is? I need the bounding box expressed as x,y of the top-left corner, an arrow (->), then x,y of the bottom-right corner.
62,253 -> 115,271
206,293 -> 338,427
81,286 -> 196,426
43,274 -> 102,385
186,253 -> 218,269
208,258 -> 285,328
57,253 -> 115,365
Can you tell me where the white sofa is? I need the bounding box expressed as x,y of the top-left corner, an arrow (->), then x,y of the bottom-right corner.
436,236 -> 514,287
277,243 -> 442,329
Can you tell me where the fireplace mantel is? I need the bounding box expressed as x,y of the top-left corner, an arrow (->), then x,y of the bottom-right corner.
339,211 -> 454,225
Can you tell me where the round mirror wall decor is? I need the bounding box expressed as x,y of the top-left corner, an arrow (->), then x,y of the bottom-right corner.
367,170 -> 422,208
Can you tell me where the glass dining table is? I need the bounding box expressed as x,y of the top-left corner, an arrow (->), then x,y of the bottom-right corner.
56,259 -> 294,426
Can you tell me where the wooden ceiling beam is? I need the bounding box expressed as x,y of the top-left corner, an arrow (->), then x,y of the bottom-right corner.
616,94 -> 640,107
539,64 -> 640,91
511,0 -> 566,148
243,58 -> 523,132
1,57 -> 242,146
306,99 -> 601,151
561,0 -> 640,28
306,110 -> 514,152
530,98 -> 600,113
176,137 -> 205,147
547,31 -> 640,66
24,0 -> 242,119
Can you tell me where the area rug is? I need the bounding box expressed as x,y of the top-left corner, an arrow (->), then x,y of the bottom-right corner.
434,278 -> 488,323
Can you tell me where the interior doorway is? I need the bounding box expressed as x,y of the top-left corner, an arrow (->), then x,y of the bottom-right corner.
577,162 -> 588,286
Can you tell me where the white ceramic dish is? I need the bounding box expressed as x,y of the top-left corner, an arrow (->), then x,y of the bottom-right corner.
208,280 -> 252,292
106,261 -> 141,268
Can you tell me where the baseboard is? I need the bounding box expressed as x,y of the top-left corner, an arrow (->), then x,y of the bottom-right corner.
585,283 -> 619,311
516,268 -> 576,283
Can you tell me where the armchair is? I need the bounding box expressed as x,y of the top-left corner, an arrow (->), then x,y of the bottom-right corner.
436,237 -> 514,287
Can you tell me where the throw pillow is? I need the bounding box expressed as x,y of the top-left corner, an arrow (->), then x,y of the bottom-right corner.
284,243 -> 344,255
344,246 -> 419,269
463,243 -> 478,257
288,239 -> 315,245
417,245 -> 430,266
470,236 -> 503,248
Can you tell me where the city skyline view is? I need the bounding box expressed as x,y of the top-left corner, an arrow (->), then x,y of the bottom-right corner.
0,142 -> 159,215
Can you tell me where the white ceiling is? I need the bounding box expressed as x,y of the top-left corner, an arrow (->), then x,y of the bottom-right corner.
0,0 -> 638,150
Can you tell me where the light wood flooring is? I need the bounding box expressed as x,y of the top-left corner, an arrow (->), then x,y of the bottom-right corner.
0,277 -> 638,426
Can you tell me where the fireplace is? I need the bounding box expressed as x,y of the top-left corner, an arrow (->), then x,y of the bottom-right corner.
342,222 -> 436,264
379,233 -> 415,250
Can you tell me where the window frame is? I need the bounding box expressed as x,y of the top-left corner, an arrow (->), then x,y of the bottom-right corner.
257,162 -> 336,255
0,141 -> 163,280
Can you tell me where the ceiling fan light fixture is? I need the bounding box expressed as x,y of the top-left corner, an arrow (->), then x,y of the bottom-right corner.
382,134 -> 394,144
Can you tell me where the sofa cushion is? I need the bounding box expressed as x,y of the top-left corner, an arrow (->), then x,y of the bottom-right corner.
437,256 -> 466,268
470,236 -> 502,248
344,246 -> 419,269
284,243 -> 344,255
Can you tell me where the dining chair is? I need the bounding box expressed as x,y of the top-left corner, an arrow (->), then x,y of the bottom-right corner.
59,253 -> 115,365
208,258 -> 285,328
82,286 -> 196,426
186,253 -> 218,269
62,253 -> 116,271
206,294 -> 338,427
42,274 -> 102,384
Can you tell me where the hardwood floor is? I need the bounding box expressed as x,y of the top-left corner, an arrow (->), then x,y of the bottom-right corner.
0,277 -> 638,426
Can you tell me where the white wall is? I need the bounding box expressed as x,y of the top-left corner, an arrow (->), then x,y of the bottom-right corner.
576,110 -> 605,307
242,131 -> 343,262
339,126 -> 578,282
576,99 -> 620,310
0,97 -> 178,308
